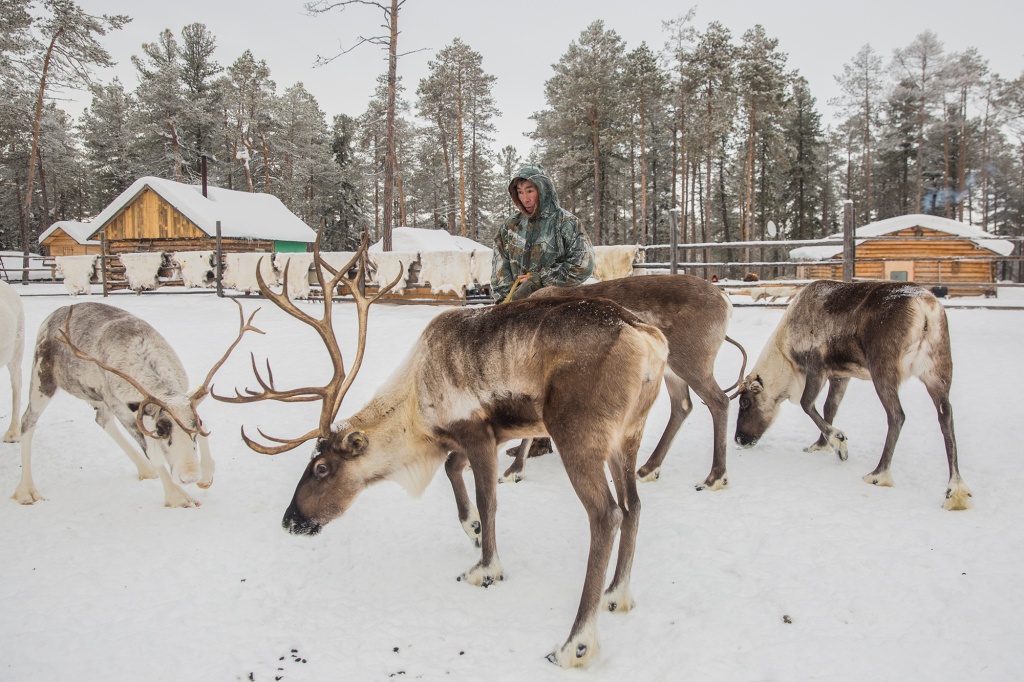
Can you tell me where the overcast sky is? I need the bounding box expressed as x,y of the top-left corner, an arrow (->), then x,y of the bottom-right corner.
71,0 -> 1024,156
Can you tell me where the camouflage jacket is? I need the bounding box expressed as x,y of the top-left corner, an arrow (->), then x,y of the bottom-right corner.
490,166 -> 595,302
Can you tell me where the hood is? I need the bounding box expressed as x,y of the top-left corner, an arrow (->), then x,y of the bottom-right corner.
508,166 -> 561,219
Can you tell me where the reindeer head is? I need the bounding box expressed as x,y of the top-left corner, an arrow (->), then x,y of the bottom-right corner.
211,230 -> 404,536
282,426 -> 377,535
732,374 -> 777,447
130,396 -> 205,484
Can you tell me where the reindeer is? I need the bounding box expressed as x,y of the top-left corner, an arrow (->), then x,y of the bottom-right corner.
214,237 -> 669,668
495,275 -> 747,490
0,281 -> 25,442
13,302 -> 246,508
733,279 -> 971,510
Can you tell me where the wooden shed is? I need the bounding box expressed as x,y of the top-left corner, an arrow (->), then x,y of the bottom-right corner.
38,221 -> 101,257
86,176 -> 316,256
790,214 -> 1014,297
80,176 -> 316,291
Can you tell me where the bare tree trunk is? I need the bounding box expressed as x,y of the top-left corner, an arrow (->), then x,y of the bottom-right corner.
381,0 -> 399,252
36,147 -> 51,222
639,92 -> 648,246
629,140 -> 638,243
22,29 -> 63,277
591,117 -> 603,245
456,67 -> 467,237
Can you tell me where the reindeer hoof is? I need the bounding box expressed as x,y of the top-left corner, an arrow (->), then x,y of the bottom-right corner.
636,466 -> 660,482
498,472 -> 523,484
546,636 -> 598,668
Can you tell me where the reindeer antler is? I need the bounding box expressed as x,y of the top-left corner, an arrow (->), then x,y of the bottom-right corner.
212,228 -> 403,454
57,307 -> 196,440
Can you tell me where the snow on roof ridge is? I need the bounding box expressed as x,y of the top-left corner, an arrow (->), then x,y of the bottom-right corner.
77,176 -> 316,244
790,213 -> 1014,260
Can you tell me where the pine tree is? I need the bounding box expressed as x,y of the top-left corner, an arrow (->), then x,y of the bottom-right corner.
832,44 -> 883,220
534,20 -> 626,244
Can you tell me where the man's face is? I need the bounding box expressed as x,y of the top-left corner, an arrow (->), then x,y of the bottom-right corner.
516,181 -> 539,216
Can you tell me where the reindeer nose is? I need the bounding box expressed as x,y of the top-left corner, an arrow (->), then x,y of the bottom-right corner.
734,433 -> 757,447
283,504 -> 321,536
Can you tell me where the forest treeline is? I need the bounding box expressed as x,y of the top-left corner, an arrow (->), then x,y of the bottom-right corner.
1,2 -> 1023,260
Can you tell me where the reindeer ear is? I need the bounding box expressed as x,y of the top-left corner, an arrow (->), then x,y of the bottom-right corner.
749,376 -> 764,394
345,430 -> 368,456
127,402 -> 140,413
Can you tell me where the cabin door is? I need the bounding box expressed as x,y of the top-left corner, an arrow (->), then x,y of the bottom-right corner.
885,260 -> 915,282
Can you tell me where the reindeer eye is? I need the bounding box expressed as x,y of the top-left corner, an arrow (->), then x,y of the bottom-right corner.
314,461 -> 329,477
156,418 -> 172,439
739,397 -> 751,410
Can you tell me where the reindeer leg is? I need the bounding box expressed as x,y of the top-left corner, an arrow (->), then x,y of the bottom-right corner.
805,378 -> 849,454
799,368 -> 848,460
636,372 -> 690,483
12,375 -> 52,504
689,373 -> 731,491
445,451 -> 481,546
862,378 -> 904,489
499,438 -> 532,484
602,436 -> 642,614
546,445 -> 622,669
196,434 -> 215,489
457,423 -> 503,586
4,355 -> 22,443
922,381 -> 971,510
96,405 -> 158,480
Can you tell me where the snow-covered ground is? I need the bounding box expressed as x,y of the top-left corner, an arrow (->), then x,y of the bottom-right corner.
1,283 -> 1022,681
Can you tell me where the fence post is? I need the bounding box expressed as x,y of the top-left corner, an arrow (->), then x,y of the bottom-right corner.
842,200 -> 856,282
100,233 -> 108,297
215,221 -> 223,298
669,208 -> 680,275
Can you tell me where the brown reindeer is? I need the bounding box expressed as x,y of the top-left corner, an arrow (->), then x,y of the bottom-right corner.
733,280 -> 971,510
213,236 -> 669,668
494,275 -> 746,492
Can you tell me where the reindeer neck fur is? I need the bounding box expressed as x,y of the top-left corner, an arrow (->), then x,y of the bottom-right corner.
754,316 -> 805,405
346,348 -> 447,498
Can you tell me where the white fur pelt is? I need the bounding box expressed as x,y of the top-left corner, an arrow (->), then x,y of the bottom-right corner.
319,252 -> 359,277
223,253 -> 276,294
171,251 -> 215,289
274,253 -> 315,300
418,251 -> 472,295
55,255 -> 97,296
592,245 -> 640,281
369,251 -> 416,294
469,249 -> 493,287
118,252 -> 165,292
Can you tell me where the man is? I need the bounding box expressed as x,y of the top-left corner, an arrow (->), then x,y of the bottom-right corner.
490,166 -> 595,302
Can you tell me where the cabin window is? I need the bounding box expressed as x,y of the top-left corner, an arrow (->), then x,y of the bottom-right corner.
884,260 -> 914,282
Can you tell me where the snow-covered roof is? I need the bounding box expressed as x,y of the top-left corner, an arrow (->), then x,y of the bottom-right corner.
84,176 -> 316,244
369,227 -> 491,252
37,221 -> 100,245
790,214 -> 1015,260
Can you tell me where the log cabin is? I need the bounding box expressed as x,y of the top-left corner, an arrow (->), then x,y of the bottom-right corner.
790,214 -> 1014,297
80,176 -> 316,291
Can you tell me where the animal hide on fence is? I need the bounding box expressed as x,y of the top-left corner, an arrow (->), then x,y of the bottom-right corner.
171,251 -> 216,289
55,255 -> 97,296
119,252 -> 165,292
470,249 -> 493,288
223,253 -> 276,294
318,252 -> 358,278
592,245 -> 640,281
418,251 -> 472,295
274,253 -> 315,300
369,251 -> 416,294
